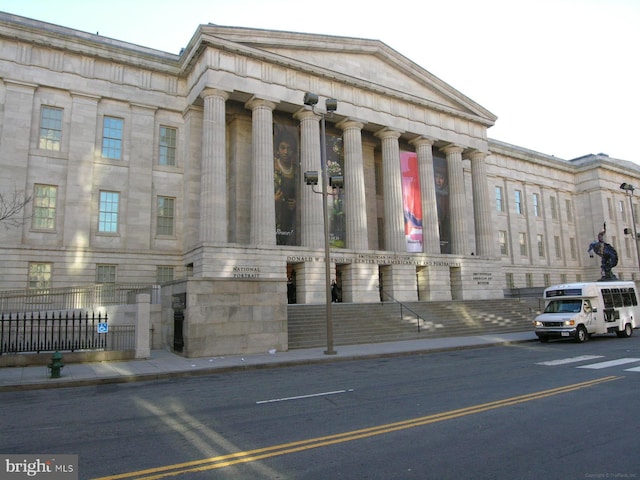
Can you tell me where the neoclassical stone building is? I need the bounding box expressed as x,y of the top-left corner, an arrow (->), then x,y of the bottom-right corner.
1,13 -> 639,354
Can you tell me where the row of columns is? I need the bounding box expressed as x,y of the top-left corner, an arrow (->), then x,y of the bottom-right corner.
198,89 -> 494,256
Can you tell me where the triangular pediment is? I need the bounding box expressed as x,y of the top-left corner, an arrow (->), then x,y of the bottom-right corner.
191,25 -> 496,124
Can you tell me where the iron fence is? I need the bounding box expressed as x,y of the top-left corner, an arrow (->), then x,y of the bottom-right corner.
0,284 -> 160,314
0,311 -> 135,354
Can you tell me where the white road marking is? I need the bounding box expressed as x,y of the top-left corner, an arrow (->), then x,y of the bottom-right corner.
536,355 -> 603,366
256,389 -> 354,404
624,366 -> 640,372
577,358 -> 640,369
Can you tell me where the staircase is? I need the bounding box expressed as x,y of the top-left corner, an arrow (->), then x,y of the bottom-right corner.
287,299 -> 539,349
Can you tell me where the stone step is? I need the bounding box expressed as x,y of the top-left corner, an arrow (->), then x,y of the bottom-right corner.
287,299 -> 538,349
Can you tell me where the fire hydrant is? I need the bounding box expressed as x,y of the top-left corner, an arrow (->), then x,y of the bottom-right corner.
48,351 -> 64,378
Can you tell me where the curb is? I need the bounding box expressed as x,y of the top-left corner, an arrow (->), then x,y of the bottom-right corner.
0,337 -> 536,392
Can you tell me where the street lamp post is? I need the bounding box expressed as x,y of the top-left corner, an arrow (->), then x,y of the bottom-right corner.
303,92 -> 338,355
620,182 -> 640,272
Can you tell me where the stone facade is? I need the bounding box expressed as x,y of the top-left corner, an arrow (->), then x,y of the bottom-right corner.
1,13 -> 639,355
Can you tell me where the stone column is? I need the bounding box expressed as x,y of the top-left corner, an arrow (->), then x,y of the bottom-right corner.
200,88 -> 229,244
246,97 -> 277,246
410,137 -> 440,254
375,128 -> 405,252
470,151 -> 494,257
441,145 -> 467,255
294,109 -> 323,248
338,119 -> 368,250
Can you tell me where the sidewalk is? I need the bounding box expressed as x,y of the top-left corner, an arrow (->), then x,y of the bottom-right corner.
0,332 -> 536,392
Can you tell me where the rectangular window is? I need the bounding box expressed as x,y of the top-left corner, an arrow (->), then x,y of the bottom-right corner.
550,196 -> 557,220
98,191 -> 119,233
544,273 -> 550,286
554,236 -> 562,259
537,234 -> 544,257
157,196 -> 175,236
515,190 -> 523,215
519,232 -> 527,256
565,199 -> 573,222
495,186 -> 504,212
569,237 -> 577,260
499,230 -> 508,255
525,273 -> 533,288
506,273 -> 514,289
39,106 -> 63,151
96,265 -> 117,303
607,198 -> 614,219
102,116 -> 123,159
619,200 -> 626,222
32,184 -> 57,230
532,193 -> 540,217
625,237 -> 631,258
28,262 -> 52,289
560,273 -> 568,284
576,274 -> 582,282
96,264 -> 117,283
159,126 -> 177,166
156,266 -> 174,283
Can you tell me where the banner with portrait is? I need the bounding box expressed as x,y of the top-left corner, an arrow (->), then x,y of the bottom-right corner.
400,151 -> 423,252
274,124 -> 300,246
325,133 -> 345,247
433,153 -> 450,254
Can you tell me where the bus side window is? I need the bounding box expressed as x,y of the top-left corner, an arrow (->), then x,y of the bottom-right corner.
613,289 -> 623,308
602,291 -> 614,309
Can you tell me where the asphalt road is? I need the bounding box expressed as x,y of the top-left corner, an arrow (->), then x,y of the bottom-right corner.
2,334 -> 640,480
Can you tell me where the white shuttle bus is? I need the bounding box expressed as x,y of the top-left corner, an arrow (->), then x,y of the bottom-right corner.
534,281 -> 639,343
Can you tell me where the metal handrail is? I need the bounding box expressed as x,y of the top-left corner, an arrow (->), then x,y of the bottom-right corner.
379,289 -> 427,332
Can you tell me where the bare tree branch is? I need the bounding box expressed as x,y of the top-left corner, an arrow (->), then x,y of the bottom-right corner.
0,188 -> 32,229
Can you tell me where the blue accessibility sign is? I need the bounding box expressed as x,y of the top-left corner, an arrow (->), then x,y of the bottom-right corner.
97,323 -> 109,334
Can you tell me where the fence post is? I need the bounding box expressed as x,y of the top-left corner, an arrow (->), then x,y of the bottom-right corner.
135,294 -> 151,359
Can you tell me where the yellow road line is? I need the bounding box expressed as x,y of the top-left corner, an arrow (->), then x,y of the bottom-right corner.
94,375 -> 621,480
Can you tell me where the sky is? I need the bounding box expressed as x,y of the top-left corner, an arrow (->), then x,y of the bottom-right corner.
1,0 -> 638,163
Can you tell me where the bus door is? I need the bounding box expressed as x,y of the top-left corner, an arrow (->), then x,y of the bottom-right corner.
582,299 -> 595,328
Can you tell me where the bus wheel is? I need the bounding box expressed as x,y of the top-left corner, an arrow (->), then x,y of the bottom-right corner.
618,323 -> 633,338
575,326 -> 589,343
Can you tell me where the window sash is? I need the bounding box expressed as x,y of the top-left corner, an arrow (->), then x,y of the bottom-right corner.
159,126 -> 177,166
157,197 -> 175,236
33,184 -> 57,230
39,107 -> 63,151
156,266 -> 174,283
99,191 -> 119,233
102,116 -> 123,159
96,265 -> 116,283
28,262 -> 52,289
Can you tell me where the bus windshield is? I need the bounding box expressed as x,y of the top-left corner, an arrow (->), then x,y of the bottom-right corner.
544,299 -> 582,314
